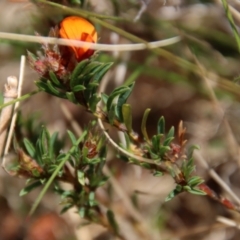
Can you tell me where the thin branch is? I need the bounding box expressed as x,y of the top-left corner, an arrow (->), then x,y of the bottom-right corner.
0,76 -> 18,157
0,32 -> 181,51
134,0 -> 150,22
0,90 -> 40,111
216,216 -> 240,229
194,151 -> 240,206
2,55 -> 26,168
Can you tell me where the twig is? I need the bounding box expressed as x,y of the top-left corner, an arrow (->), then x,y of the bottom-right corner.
0,76 -> 18,157
0,90 -> 39,111
0,32 -> 181,51
194,151 -> 240,206
216,216 -> 240,229
2,55 -> 26,168
134,0 -> 150,22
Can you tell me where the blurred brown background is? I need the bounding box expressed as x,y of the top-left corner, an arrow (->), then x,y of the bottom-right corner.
1,0 -> 240,239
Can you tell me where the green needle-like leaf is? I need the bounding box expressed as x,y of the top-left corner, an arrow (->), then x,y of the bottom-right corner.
106,87 -> 128,112
23,138 -> 36,158
70,59 -> 90,88
49,71 -> 61,87
141,108 -> 151,142
20,181 -> 42,196
157,116 -> 165,135
122,104 -> 132,132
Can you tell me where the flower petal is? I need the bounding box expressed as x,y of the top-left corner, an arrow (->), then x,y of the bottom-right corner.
59,16 -> 97,61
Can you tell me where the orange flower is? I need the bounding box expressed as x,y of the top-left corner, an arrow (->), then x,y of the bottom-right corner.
59,16 -> 97,62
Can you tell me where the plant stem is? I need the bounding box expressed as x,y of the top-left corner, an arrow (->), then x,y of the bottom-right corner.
0,90 -> 40,111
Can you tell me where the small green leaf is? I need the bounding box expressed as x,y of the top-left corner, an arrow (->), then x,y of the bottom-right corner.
157,116 -> 165,134
183,185 -> 191,191
82,146 -> 89,159
88,82 -> 99,89
60,204 -> 73,214
122,104 -> 132,132
60,190 -> 75,199
88,158 -> 101,164
23,138 -> 36,158
49,132 -> 59,160
72,85 -> 86,92
123,132 -> 131,149
19,181 -> 42,196
153,171 -> 164,177
101,93 -> 109,105
35,81 -> 53,94
67,130 -> 77,145
70,59 -> 90,88
49,71 -> 61,87
79,207 -> 86,218
165,185 -> 182,202
46,81 -> 63,97
165,188 -> 180,202
108,104 -> 116,125
92,62 -> 113,83
35,139 -> 43,164
88,93 -> 101,112
166,126 -> 175,139
89,192 -> 96,207
82,61 -> 101,76
106,87 -> 128,112
187,188 -> 206,195
187,176 -> 204,187
55,153 -> 67,163
152,135 -> 161,152
182,158 -> 195,179
141,108 -> 151,142
98,145 -> 107,159
40,127 -> 50,160
176,184 -> 183,192
163,137 -> 174,147
116,83 -> 134,121
187,144 -> 200,158
77,170 -> 85,186
66,92 -> 78,104
144,145 -> 159,159
159,145 -> 170,157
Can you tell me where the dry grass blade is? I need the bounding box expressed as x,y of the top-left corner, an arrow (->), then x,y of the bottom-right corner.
216,216 -> 240,229
194,151 -> 240,206
1,55 -> 26,168
0,76 -> 18,157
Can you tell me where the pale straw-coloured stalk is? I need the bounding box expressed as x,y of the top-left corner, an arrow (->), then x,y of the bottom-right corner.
0,76 -> 18,157
1,55 -> 26,168
194,151 -> 240,206
216,216 -> 240,229
0,32 -> 180,51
